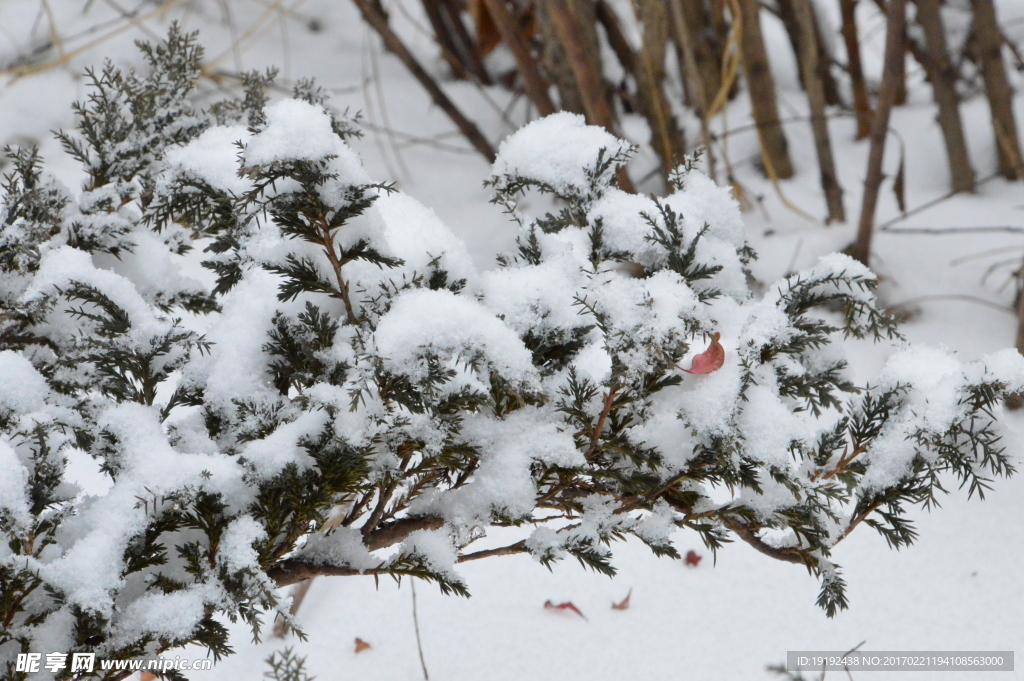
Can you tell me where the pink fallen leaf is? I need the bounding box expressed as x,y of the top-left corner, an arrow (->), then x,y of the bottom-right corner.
611,589 -> 632,610
685,550 -> 703,567
544,599 -> 587,620
682,332 -> 724,374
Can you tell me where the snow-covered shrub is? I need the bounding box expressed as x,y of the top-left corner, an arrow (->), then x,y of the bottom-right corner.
1,27 -> 1022,677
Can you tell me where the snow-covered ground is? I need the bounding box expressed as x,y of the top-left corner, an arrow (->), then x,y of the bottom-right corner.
2,0 -> 1022,678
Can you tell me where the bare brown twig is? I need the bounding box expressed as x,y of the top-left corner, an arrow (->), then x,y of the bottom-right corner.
351,0 -> 497,162
850,0 -> 906,266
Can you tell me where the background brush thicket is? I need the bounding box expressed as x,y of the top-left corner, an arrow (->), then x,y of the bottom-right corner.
0,0 -> 1023,680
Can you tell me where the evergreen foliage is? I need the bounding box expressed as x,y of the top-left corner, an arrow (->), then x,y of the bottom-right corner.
263,648 -> 313,681
1,28 -> 1022,679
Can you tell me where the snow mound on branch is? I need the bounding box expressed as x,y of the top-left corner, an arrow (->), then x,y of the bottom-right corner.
184,268 -> 282,411
860,346 -> 1024,491
37,403 -> 245,616
109,584 -> 218,646
243,99 -> 371,212
481,257 -> 584,335
680,366 -> 745,431
663,170 -> 746,249
417,408 -> 583,524
862,346 -> 968,490
591,270 -> 703,335
298,527 -> 382,572
219,515 -> 267,572
372,191 -> 476,284
164,124 -> 252,194
245,100 -> 362,172
96,230 -> 206,305
972,347 -> 1024,387
241,409 -> 328,479
397,529 -> 461,582
491,112 -> 631,198
768,253 -> 876,305
373,288 -> 537,386
22,246 -> 169,340
589,188 -> 662,263
737,382 -> 808,470
0,440 -> 31,529
0,350 -> 48,414
28,608 -> 75,681
571,336 -> 614,385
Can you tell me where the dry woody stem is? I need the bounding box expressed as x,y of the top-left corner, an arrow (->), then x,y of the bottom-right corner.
851,0 -> 906,266
352,0 -> 497,162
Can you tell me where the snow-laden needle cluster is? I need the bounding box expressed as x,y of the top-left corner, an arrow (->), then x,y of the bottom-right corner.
1,27 -> 1023,678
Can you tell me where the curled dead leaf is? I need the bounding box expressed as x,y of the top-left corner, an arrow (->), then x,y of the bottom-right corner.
682,332 -> 724,374
611,589 -> 632,610
544,599 -> 587,620
354,637 -> 372,653
685,550 -> 703,567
